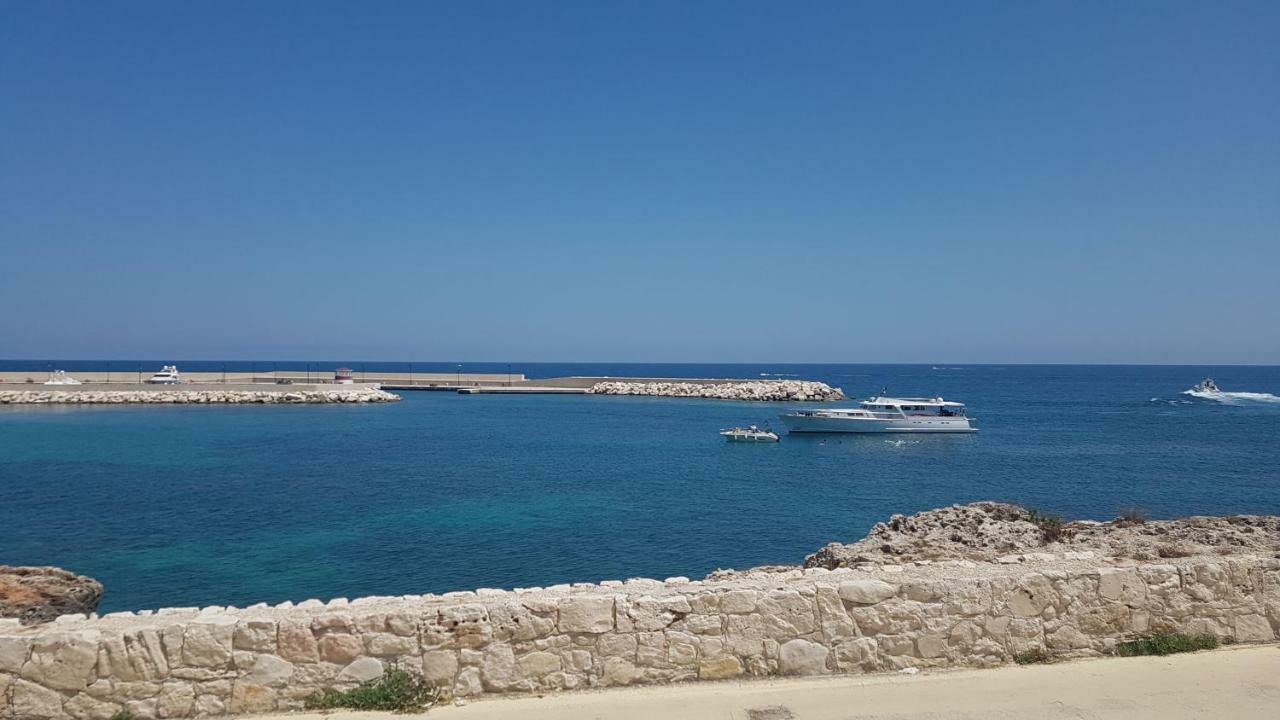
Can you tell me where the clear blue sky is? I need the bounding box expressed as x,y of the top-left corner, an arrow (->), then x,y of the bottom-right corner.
2,1 -> 1277,363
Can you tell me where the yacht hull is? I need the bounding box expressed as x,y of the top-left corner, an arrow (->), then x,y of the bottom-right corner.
780,414 -> 976,434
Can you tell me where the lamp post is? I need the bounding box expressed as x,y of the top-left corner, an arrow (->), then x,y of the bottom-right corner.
507,363 -> 512,386
137,363 -> 142,385
307,363 -> 312,383
456,364 -> 462,387
222,363 -> 227,384
409,362 -> 414,387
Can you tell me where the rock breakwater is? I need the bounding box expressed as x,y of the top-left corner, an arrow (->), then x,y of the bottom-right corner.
590,380 -> 844,402
0,387 -> 400,405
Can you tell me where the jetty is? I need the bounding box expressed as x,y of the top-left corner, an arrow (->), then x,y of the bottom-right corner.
0,372 -> 845,401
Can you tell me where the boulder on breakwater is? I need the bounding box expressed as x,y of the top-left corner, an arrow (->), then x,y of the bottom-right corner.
589,380 -> 844,401
0,387 -> 401,404
0,566 -> 102,625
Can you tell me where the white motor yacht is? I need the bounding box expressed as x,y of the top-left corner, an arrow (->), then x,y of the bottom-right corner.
1191,378 -> 1220,393
146,365 -> 182,384
781,396 -> 977,434
720,425 -> 780,442
43,370 -> 83,386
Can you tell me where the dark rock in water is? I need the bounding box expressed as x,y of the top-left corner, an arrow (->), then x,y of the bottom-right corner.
0,565 -> 103,625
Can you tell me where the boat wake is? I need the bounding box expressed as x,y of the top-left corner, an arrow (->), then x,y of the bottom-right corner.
884,439 -> 921,447
1181,389 -> 1280,404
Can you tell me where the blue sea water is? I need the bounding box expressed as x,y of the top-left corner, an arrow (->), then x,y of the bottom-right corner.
2,363 -> 1279,613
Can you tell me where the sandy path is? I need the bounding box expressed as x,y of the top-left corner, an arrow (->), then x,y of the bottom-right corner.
255,644 -> 1280,719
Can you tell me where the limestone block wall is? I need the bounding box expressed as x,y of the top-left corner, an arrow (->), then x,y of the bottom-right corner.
2,555 -> 1278,720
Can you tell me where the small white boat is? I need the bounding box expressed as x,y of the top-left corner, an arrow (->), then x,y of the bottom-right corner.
44,370 -> 83,386
1191,378 -> 1220,393
720,425 -> 780,442
781,395 -> 977,434
146,365 -> 181,384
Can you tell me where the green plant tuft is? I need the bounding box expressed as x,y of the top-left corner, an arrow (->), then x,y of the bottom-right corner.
109,712 -> 136,720
305,667 -> 444,713
1013,648 -> 1051,665
1114,632 -> 1218,657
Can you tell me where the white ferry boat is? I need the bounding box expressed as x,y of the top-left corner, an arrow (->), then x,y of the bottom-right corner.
145,365 -> 181,384
780,396 -> 977,434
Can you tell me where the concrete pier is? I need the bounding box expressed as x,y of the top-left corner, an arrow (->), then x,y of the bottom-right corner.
0,371 -> 526,390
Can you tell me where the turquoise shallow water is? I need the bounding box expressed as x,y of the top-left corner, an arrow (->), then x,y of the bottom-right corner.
2,363 -> 1279,612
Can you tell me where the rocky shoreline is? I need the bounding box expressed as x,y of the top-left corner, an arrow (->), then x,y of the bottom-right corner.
589,380 -> 844,402
0,387 -> 401,405
802,502 -> 1280,569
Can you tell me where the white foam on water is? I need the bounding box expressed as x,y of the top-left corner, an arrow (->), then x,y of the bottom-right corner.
1182,389 -> 1280,404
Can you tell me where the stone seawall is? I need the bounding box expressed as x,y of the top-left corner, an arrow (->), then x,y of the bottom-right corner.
0,386 -> 400,405
3,554 -> 1277,719
589,380 -> 844,402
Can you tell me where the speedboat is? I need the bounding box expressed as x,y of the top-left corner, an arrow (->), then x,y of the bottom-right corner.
146,365 -> 181,384
1191,378 -> 1220,393
720,425 -> 780,442
43,370 -> 83,386
781,396 -> 977,434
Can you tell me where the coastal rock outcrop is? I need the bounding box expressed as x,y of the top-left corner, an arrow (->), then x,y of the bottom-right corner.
0,387 -> 400,405
589,380 -> 844,402
803,502 -> 1280,568
0,567 -> 102,625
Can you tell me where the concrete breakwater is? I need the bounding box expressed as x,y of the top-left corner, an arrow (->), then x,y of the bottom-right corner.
3,551 -> 1277,719
0,385 -> 400,405
589,380 -> 844,402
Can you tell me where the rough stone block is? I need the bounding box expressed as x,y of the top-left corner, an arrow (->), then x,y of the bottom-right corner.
421,650 -> 458,684
275,622 -> 318,664
0,636 -> 32,673
778,639 -> 830,675
838,580 -> 898,605
337,657 -> 384,683
697,656 -> 743,680
155,682 -> 196,718
181,621 -> 235,669
516,650 -> 561,678
719,590 -> 760,615
317,634 -> 362,664
228,681 -> 276,714
21,631 -> 101,690
232,621 -> 276,652
558,597 -> 615,634
12,678 -> 66,718
601,656 -> 640,685
1234,614 -> 1275,642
